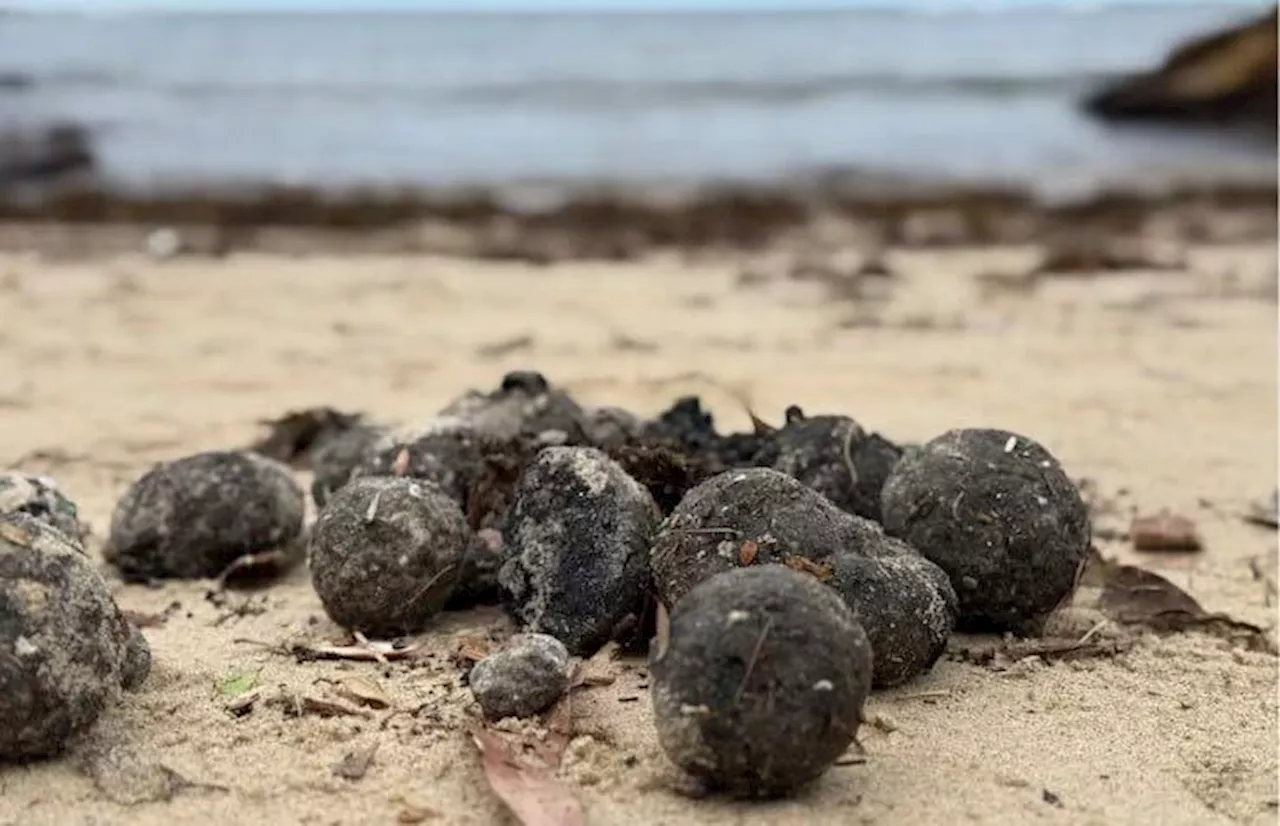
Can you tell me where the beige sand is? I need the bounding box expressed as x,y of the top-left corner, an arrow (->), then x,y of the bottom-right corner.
0,243 -> 1276,826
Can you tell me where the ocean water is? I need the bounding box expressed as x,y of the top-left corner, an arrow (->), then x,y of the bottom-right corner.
0,5 -> 1274,194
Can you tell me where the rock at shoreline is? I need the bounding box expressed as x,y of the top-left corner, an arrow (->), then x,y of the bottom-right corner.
1083,6 -> 1278,131
0,122 -> 96,187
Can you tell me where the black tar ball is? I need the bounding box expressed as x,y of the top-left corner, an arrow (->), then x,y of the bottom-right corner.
1,513 -> 151,760
828,537 -> 957,689
650,468 -> 866,607
650,565 -> 873,798
499,446 -> 659,656
652,468 -> 957,688
106,451 -> 305,582
881,428 -> 1091,631
309,476 -> 471,636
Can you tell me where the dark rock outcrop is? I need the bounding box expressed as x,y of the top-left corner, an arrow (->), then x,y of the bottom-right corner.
1083,7 -> 1278,131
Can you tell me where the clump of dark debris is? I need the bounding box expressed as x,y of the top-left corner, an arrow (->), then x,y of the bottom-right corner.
650,564 -> 873,798
106,450 -> 306,582
1,512 -> 151,760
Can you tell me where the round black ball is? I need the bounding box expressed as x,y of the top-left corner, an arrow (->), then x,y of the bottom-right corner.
650,565 -> 873,798
880,428 -> 1090,630
107,450 -> 305,582
309,476 -> 472,636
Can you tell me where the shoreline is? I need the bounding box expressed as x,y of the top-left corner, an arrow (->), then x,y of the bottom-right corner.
0,177 -> 1274,259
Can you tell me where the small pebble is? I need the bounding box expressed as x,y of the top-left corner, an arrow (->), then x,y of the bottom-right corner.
499,446 -> 659,656
106,450 -> 305,581
310,476 -> 472,636
1,513 -> 151,760
881,428 -> 1090,630
650,565 -> 873,798
469,633 -> 571,720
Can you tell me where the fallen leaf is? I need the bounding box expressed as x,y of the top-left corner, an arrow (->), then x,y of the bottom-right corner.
472,727 -> 584,826
533,697 -> 574,768
782,555 -> 833,582
216,670 -> 259,699
456,637 -> 492,666
1075,547 -> 1275,653
1131,512 -> 1202,552
335,676 -> 393,710
738,540 -> 759,566
332,744 -> 379,781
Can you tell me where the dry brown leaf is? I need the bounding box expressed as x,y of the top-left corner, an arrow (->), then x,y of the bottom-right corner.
335,676 -> 393,710
532,697 -> 574,768
1076,547 -> 1276,653
472,727 -> 584,826
738,540 -> 759,566
783,555 -> 833,582
456,637 -> 492,666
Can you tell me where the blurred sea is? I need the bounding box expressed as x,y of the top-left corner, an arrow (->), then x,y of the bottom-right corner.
0,4 -> 1275,195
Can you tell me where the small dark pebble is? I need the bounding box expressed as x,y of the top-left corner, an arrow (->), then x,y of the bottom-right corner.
1,513 -> 151,760
881,428 -> 1090,631
106,450 -> 305,582
650,565 -> 873,799
469,632 -> 570,720
499,446 -> 659,656
309,476 -> 471,636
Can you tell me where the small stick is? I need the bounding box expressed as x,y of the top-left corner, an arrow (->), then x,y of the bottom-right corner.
733,617 -> 773,706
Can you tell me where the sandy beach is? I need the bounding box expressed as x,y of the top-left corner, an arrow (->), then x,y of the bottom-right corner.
0,237 -> 1276,825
